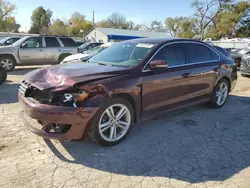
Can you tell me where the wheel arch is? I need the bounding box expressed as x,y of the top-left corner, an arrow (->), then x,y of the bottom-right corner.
58,53 -> 72,63
111,93 -> 139,123
0,53 -> 18,64
216,76 -> 231,92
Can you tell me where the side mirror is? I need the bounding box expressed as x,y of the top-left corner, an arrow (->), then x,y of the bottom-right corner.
149,60 -> 168,69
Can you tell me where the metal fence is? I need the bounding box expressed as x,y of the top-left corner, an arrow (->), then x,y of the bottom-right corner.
206,41 -> 249,49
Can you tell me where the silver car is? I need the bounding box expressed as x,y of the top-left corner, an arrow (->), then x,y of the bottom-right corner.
0,35 -> 77,71
0,37 -> 21,46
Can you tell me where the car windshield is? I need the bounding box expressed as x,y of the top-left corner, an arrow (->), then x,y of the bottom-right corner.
89,41 -> 156,67
79,43 -> 89,49
0,37 -> 8,44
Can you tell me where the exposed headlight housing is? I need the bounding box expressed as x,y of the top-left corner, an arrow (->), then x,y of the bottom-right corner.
63,91 -> 89,107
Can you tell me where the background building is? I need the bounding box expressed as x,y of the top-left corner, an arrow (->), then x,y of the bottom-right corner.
84,27 -> 172,43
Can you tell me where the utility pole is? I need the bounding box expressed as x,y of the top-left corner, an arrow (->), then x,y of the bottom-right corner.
92,11 -> 95,26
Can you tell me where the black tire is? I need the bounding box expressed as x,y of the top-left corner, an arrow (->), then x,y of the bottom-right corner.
0,55 -> 16,72
89,97 -> 134,146
0,66 -> 7,84
58,54 -> 71,64
209,78 -> 229,108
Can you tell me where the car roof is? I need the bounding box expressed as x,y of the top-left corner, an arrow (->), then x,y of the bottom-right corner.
122,38 -> 206,45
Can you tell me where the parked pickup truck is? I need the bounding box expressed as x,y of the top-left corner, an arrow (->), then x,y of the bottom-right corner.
0,35 -> 77,71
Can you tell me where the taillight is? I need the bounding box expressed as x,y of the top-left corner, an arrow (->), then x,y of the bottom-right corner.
77,48 -> 80,53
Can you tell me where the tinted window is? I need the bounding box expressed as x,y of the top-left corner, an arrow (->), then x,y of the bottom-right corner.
187,43 -> 219,63
59,38 -> 76,47
45,37 -> 60,47
22,37 -> 43,48
152,43 -> 185,67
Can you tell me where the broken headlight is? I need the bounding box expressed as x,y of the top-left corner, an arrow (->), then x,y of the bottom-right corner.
63,91 -> 89,107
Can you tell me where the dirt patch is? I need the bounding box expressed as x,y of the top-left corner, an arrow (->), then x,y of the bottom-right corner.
0,145 -> 7,151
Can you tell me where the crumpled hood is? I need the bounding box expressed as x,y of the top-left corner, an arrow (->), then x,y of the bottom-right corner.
63,53 -> 92,62
25,62 -> 130,90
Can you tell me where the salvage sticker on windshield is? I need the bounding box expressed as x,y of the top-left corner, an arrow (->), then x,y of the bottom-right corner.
136,43 -> 154,48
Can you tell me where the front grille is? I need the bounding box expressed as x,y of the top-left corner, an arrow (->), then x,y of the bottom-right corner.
19,80 -> 52,104
19,80 -> 30,95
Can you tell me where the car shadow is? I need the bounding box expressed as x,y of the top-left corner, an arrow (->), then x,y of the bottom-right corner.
44,94 -> 250,183
0,83 -> 19,104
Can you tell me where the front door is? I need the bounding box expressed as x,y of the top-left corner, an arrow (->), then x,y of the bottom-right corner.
142,43 -> 195,115
18,37 -> 45,64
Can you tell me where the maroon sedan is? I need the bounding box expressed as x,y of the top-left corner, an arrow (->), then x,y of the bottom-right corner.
18,38 -> 237,146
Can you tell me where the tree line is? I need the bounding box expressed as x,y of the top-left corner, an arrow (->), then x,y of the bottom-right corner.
0,0 -> 249,39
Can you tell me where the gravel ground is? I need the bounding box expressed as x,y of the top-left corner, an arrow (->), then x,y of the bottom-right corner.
0,66 -> 250,188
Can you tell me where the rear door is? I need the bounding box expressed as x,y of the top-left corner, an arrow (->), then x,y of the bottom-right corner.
18,37 -> 45,64
185,42 -> 220,99
44,37 -> 61,63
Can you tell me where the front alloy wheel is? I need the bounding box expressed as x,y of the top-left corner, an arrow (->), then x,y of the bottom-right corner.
0,56 -> 16,71
89,98 -> 134,146
99,104 -> 131,142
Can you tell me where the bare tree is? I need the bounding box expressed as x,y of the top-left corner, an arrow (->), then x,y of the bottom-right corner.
143,20 -> 164,32
107,12 -> 127,29
191,0 -> 231,39
97,12 -> 141,30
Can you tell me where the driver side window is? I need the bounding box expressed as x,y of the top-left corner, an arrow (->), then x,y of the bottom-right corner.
22,37 -> 43,48
152,43 -> 185,67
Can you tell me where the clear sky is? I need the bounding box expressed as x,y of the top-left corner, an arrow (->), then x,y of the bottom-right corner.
9,0 -> 195,32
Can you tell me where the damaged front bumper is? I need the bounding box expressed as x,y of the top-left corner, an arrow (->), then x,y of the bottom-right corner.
18,92 -> 99,141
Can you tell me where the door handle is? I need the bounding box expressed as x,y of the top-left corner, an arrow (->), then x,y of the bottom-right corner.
38,49 -> 43,52
182,73 -> 191,78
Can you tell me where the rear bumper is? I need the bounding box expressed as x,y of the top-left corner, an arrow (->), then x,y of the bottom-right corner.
18,92 -> 99,140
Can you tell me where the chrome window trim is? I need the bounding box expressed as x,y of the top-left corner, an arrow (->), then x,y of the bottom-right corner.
142,41 -> 220,73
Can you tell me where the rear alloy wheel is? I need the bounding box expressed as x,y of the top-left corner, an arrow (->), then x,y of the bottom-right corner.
89,98 -> 134,146
210,79 -> 229,108
0,56 -> 16,71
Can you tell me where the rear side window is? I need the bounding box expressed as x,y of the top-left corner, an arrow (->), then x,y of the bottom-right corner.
187,43 -> 219,64
45,37 -> 60,47
59,38 -> 76,47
